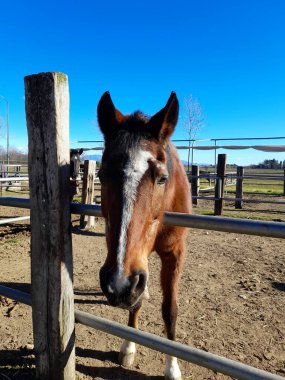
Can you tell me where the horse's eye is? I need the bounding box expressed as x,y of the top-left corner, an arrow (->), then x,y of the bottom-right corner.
156,175 -> 168,185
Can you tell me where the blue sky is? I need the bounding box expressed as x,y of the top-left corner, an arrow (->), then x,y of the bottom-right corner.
0,0 -> 284,165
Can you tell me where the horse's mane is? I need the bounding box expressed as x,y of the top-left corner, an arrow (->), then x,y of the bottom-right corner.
121,111 -> 150,129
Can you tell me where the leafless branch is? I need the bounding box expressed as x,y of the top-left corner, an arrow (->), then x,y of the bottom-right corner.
182,95 -> 205,141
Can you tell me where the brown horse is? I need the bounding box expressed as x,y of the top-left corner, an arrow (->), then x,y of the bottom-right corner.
97,92 -> 191,380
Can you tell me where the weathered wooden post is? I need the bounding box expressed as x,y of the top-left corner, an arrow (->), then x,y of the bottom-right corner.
214,154 -> 227,216
25,72 -> 75,380
283,168 -> 285,196
191,165 -> 199,205
235,166 -> 244,209
80,160 -> 96,228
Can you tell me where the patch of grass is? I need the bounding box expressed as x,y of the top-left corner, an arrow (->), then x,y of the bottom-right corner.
72,195 -> 82,202
196,209 -> 214,216
0,190 -> 29,197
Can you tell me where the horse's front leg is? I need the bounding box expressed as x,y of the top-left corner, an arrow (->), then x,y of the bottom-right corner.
119,303 -> 142,367
159,248 -> 184,380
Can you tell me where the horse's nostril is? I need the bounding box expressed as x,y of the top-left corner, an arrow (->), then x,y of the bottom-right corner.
130,274 -> 140,293
107,283 -> 115,294
130,271 -> 147,295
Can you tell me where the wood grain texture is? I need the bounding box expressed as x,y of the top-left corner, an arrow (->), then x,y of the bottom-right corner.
25,72 -> 75,380
191,165 -> 199,206
235,166 -> 244,209
80,160 -> 96,229
214,154 -> 227,216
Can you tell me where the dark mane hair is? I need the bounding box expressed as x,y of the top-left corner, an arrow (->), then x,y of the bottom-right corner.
104,111 -> 155,151
120,111 -> 150,131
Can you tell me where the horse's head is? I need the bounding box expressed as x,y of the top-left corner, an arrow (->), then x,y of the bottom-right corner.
70,148 -> 83,180
97,92 -> 179,309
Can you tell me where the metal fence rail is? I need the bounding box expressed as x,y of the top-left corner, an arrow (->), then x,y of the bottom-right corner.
0,216 -> 30,225
1,197 -> 285,239
0,285 -> 283,380
0,177 -> 29,182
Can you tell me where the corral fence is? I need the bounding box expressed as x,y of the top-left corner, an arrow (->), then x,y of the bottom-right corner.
0,164 -> 29,194
3,151 -> 285,218
68,141 -> 285,215
189,154 -> 285,215
0,72 -> 285,380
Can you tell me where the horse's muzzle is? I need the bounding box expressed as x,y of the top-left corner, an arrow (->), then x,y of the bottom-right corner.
100,267 -> 147,309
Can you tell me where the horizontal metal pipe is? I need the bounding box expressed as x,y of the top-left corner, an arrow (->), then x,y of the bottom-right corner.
1,197 -> 285,239
0,177 -> 29,182
192,195 -> 285,206
190,175 -> 285,181
232,176 -> 285,180
0,164 -> 28,167
0,216 -> 30,225
0,285 -> 31,305
223,197 -> 285,205
0,197 -> 30,209
71,202 -> 102,217
72,204 -> 285,238
0,286 -> 283,380
75,310 -> 283,380
163,212 -> 285,238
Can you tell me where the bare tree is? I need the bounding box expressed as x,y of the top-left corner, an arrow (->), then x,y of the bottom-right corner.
182,95 -> 205,171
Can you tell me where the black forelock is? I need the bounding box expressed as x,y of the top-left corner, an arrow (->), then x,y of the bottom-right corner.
120,111 -> 150,131
103,111 -> 153,149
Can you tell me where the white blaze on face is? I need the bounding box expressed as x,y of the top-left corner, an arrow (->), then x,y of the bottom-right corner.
114,148 -> 154,290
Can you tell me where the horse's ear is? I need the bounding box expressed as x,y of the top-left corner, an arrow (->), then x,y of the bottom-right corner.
148,92 -> 179,143
97,92 -> 124,138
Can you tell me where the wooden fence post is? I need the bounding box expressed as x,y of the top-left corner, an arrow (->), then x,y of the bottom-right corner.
25,72 -> 75,380
80,160 -> 97,228
214,154 -> 227,216
191,165 -> 199,205
235,166 -> 244,209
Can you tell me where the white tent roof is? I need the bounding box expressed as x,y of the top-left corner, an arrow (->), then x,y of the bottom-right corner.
176,145 -> 285,152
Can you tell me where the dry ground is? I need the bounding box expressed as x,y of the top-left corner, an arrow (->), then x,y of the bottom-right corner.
0,198 -> 285,379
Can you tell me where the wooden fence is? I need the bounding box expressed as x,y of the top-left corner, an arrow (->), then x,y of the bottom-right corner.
190,154 -> 285,215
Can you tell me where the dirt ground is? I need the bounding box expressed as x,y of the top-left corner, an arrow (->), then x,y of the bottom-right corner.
0,197 -> 285,379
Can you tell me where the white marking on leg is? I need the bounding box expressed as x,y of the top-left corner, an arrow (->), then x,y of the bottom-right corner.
119,340 -> 136,367
141,284 -> 150,300
120,340 -> 136,356
165,355 -> 182,380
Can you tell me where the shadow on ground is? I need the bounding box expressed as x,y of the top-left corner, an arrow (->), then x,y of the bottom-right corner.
272,281 -> 285,291
76,346 -> 162,379
0,347 -> 162,380
0,348 -> 35,380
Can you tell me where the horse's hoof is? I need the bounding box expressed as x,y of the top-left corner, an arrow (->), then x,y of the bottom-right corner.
119,341 -> 136,367
118,351 -> 136,367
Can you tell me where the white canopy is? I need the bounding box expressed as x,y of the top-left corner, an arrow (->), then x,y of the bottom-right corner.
176,145 -> 285,152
